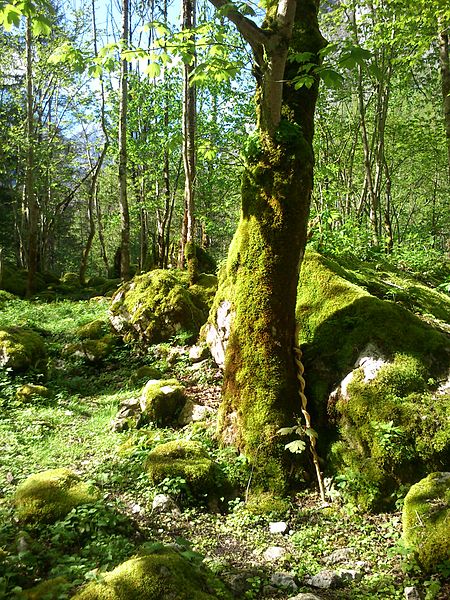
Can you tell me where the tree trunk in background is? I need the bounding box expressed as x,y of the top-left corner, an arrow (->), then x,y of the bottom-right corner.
438,28 -> 450,181
118,0 -> 130,280
209,0 -> 325,490
25,16 -> 38,297
179,0 -> 197,281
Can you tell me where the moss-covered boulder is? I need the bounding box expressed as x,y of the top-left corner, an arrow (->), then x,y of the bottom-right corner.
60,272 -> 80,286
72,547 -> 232,600
109,269 -> 217,347
14,468 -> 99,523
1,265 -> 46,297
0,327 -> 47,372
22,577 -> 69,600
402,472 -> 450,572
76,319 -> 108,340
16,384 -> 50,402
145,440 -> 221,499
131,365 -> 163,385
64,334 -> 116,364
140,379 -> 186,426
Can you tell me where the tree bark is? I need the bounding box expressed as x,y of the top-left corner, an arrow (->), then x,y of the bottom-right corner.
438,27 -> 450,181
209,0 -> 325,489
179,0 -> 197,281
118,0 -> 131,280
25,16 -> 38,297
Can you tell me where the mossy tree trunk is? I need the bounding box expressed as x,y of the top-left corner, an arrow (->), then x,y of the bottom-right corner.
209,0 -> 325,489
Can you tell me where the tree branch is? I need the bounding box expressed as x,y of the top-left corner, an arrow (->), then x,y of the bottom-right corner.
207,0 -> 267,54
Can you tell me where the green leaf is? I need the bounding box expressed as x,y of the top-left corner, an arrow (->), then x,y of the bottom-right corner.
144,62 -> 161,78
277,426 -> 298,436
318,67 -> 344,89
32,16 -> 52,37
305,427 -> 318,439
284,439 -> 306,454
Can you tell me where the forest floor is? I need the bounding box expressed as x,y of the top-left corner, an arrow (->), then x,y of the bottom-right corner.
0,297 -> 449,600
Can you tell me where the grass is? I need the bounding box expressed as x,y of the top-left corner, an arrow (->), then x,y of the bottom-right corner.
0,296 -> 448,599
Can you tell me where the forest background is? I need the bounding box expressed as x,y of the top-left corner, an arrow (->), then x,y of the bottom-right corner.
0,0 -> 449,290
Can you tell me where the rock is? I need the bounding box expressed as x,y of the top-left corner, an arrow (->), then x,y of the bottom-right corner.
167,346 -> 188,365
288,595 -> 323,600
140,379 -> 186,426
189,344 -> 210,362
16,384 -> 50,402
404,586 -> 422,600
178,399 -> 213,425
186,359 -> 209,372
108,269 -> 217,348
402,472 -> 450,572
14,468 -> 99,523
76,319 -> 106,340
145,440 -> 222,500
263,546 -> 286,562
270,572 -> 298,593
324,547 -> 356,565
338,569 -> 363,583
304,570 -> 341,589
63,335 -> 115,364
110,397 -> 141,432
72,547 -> 232,600
130,365 -> 162,384
0,327 -> 46,372
269,521 -> 288,534
202,300 -> 234,368
152,494 -> 180,514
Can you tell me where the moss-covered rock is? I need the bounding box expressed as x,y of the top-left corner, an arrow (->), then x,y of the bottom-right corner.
0,289 -> 16,304
1,265 -> 46,297
145,440 -> 221,499
131,365 -> 163,384
64,335 -> 116,364
76,319 -> 108,340
109,269 -> 217,347
402,472 -> 450,572
16,384 -> 50,402
297,251 -> 450,509
22,577 -> 69,599
72,547 -> 232,600
140,379 -> 186,426
14,468 -> 99,523
60,272 -> 80,286
0,327 -> 47,372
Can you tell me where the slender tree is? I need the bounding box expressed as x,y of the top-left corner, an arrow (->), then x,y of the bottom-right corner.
208,0 -> 325,488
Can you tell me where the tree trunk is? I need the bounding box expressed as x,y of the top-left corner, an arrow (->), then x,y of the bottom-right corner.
179,0 -> 197,280
25,16 -> 38,297
119,0 -> 131,280
209,0 -> 325,490
438,27 -> 450,181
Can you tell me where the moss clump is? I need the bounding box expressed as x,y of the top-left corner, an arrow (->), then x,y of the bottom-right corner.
130,365 -> 163,385
82,335 -> 116,363
140,379 -> 186,426
0,327 -> 47,372
60,272 -> 80,286
109,270 -> 216,347
76,319 -> 107,340
145,440 -> 221,499
16,384 -> 50,402
73,547 -> 232,600
402,472 -> 450,572
14,468 -> 99,523
1,265 -> 46,297
0,289 -> 16,304
245,492 -> 290,518
330,354 -> 450,510
22,577 -> 69,599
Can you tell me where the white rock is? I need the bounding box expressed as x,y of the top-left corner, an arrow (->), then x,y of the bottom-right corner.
189,345 -> 210,362
151,494 -> 180,514
404,586 -> 422,600
288,594 -> 323,600
204,300 -> 234,367
178,400 -> 213,425
305,570 -> 341,589
324,547 -> 355,564
269,521 -> 288,534
263,546 -> 286,562
270,572 -> 298,593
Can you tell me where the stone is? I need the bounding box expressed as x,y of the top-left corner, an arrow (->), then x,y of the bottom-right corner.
402,472 -> 450,572
404,586 -> 422,600
288,595 -> 323,600
140,379 -> 186,426
16,384 -> 50,402
304,570 -> 341,589
202,300 -> 234,367
270,572 -> 298,593
0,327 -> 46,372
189,344 -> 210,362
110,397 -> 140,432
263,546 -> 286,562
269,521 -> 288,534
14,468 -> 99,523
324,547 -> 356,565
178,400 -> 213,425
152,494 -> 180,514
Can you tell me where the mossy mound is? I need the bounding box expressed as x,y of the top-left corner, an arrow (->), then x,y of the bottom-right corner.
22,577 -> 69,599
60,272 -> 80,286
140,379 -> 186,426
109,269 -> 217,347
402,472 -> 450,572
76,319 -> 108,340
64,335 -> 116,364
16,384 -> 50,402
0,327 -> 47,372
1,265 -> 46,296
145,440 -> 221,499
130,365 -> 163,385
0,289 -> 16,304
72,547 -> 232,600
14,468 -> 99,523
297,251 -> 450,509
